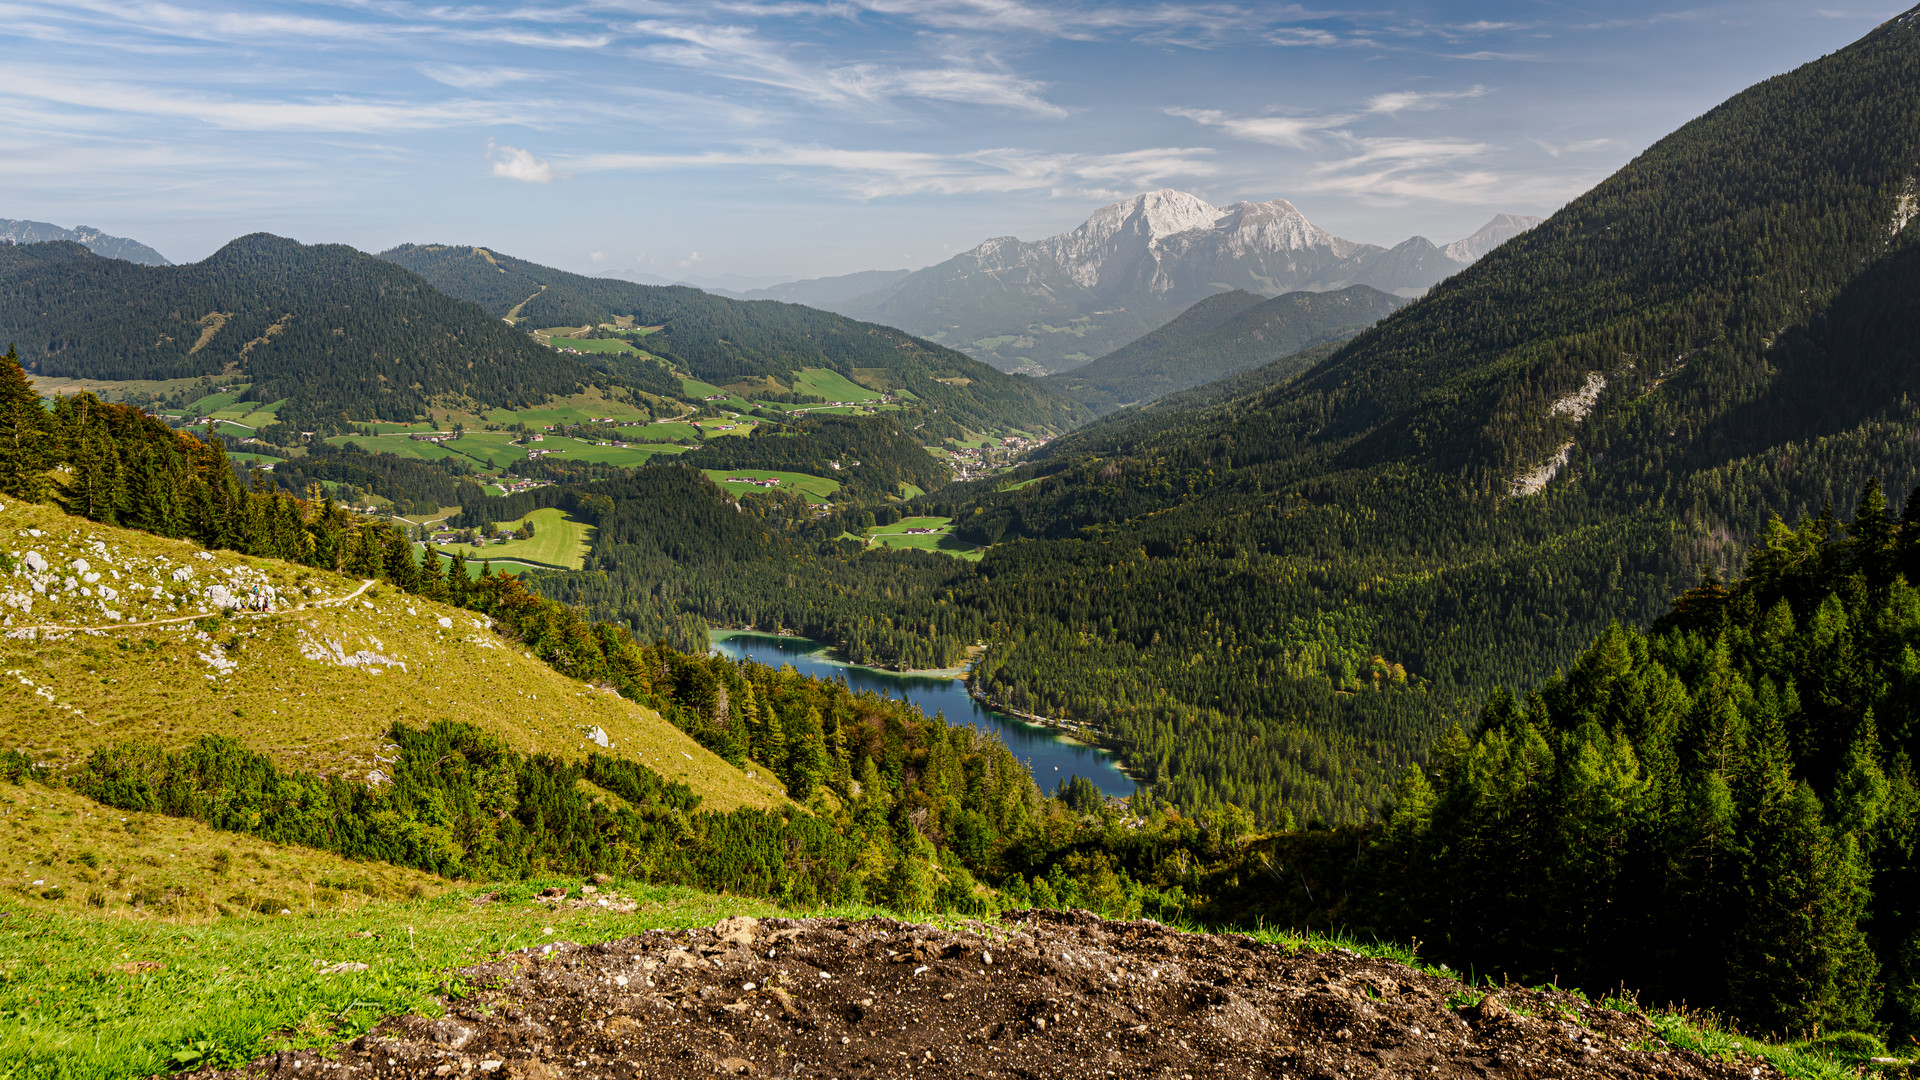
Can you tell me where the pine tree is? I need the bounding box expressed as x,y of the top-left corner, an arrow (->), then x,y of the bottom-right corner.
0,344 -> 53,501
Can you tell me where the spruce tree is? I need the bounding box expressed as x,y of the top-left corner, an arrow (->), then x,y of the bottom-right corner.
0,343 -> 52,501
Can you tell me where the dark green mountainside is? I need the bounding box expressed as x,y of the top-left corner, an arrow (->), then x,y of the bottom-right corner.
0,236 -> 596,431
887,12 -> 1920,822
379,244 -> 1089,437
1044,285 -> 1405,415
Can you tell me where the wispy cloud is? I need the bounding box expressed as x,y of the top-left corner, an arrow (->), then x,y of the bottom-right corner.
417,64 -> 544,90
0,68 -> 532,131
628,20 -> 1068,116
1366,86 -> 1487,115
566,141 -> 1216,198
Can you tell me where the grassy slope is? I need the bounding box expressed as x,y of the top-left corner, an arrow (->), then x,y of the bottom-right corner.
792,367 -> 884,402
702,469 -> 841,501
0,499 -> 786,813
1,839 -> 803,1080
866,516 -> 983,561
0,782 -> 445,921
436,507 -> 593,570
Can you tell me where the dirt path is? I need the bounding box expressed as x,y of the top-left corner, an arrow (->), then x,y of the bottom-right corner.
10,579 -> 376,636
196,909 -> 1774,1080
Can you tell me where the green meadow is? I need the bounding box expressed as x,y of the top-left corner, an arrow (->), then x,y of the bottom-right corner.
433,507 -> 594,570
791,367 -> 884,402
866,515 -> 983,560
702,469 -> 841,501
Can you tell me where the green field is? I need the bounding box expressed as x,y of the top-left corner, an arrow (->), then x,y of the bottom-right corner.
702,469 -> 841,502
550,336 -> 641,355
538,437 -> 683,466
867,516 -> 983,560
615,421 -> 703,442
678,378 -> 755,410
1002,476 -> 1044,491
690,417 -> 758,438
791,367 -> 885,402
434,507 -> 594,570
323,433 -> 474,466
479,399 -> 655,429
779,404 -> 896,417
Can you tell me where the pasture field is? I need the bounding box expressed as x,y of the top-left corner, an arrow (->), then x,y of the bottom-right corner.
1002,475 -> 1044,491
323,433 -> 471,466
538,437 -> 683,466
702,469 -> 840,502
228,452 -> 287,470
551,337 -> 641,355
448,430 -> 529,466
186,390 -> 246,415
866,515 -> 983,561
614,421 -> 703,442
789,404 -> 897,417
480,396 -> 654,429
791,367 -> 885,402
678,378 -> 756,410
433,506 -> 593,570
690,417 -> 758,438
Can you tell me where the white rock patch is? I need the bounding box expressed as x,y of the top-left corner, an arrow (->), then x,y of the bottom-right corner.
1511,442 -> 1575,497
1548,373 -> 1606,420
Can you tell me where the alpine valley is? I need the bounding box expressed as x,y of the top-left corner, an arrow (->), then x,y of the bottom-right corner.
5,8 -> 1920,1077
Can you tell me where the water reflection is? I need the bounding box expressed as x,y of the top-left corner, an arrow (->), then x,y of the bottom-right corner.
710,632 -> 1135,798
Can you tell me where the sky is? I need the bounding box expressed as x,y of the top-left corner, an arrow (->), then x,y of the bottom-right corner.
0,1 -> 1901,287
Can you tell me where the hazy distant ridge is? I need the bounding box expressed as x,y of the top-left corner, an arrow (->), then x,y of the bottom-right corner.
0,218 -> 170,265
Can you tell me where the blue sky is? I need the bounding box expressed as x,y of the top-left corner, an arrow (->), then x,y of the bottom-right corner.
0,1 -> 1899,285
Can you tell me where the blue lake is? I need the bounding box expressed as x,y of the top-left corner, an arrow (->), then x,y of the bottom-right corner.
710,632 -> 1135,798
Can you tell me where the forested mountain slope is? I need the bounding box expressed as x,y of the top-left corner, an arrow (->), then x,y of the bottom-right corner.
900,10 -> 1920,824
1045,285 -> 1405,414
379,244 -> 1089,437
0,235 -> 595,431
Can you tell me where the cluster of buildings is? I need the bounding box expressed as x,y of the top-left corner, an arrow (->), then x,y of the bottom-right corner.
410,433 -> 456,444
944,434 -> 1049,482
726,476 -> 783,488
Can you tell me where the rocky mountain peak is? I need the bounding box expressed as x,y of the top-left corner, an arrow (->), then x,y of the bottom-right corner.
1443,212 -> 1546,263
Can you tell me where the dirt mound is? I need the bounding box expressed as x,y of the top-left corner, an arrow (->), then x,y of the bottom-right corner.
204,910 -> 1772,1079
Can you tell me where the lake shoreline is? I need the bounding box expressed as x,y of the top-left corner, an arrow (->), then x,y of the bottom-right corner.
707,627 -> 975,679
709,629 -> 1137,794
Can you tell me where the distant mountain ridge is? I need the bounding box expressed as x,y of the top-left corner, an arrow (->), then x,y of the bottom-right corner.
0,218 -> 170,265
768,192 -> 1539,374
379,243 -> 1089,437
1043,284 -> 1406,415
0,235 -> 595,430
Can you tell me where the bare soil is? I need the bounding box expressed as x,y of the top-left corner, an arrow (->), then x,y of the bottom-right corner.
200,908 -> 1775,1080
